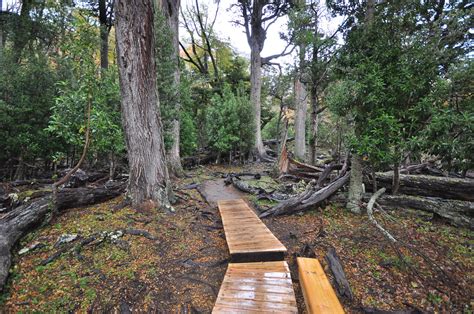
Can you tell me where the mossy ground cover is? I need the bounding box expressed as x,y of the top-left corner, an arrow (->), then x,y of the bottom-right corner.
1,164 -> 472,312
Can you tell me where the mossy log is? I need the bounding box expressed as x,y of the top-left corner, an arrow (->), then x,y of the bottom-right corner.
0,182 -> 125,291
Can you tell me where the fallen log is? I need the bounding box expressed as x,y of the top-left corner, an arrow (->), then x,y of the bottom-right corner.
367,173 -> 474,201
330,193 -> 473,229
259,173 -> 350,217
325,247 -> 353,300
376,194 -> 473,229
0,182 -> 125,291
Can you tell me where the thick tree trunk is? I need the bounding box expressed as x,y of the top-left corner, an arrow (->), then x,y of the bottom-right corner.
250,48 -> 266,159
346,154 -> 363,214
159,0 -> 183,177
366,173 -> 474,201
0,183 -> 124,291
294,72 -> 307,161
115,0 -> 172,207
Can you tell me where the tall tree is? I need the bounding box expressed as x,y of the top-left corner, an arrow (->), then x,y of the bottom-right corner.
290,1 -> 337,164
235,0 -> 293,160
157,0 -> 183,177
115,0 -> 172,207
98,0 -> 114,70
292,0 -> 307,161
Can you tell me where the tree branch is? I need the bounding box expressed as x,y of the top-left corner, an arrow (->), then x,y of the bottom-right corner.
261,42 -> 295,64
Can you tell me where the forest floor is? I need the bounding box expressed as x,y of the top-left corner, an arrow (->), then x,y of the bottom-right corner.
1,164 -> 472,313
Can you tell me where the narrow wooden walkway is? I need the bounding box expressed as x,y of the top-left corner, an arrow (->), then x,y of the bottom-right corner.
217,199 -> 287,262
212,261 -> 298,313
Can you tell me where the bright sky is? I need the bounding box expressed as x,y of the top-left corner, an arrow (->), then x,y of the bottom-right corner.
181,0 -> 343,66
2,0 -> 343,65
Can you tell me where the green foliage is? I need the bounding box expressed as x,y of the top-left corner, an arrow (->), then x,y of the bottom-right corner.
46,15 -> 124,159
206,84 -> 254,156
420,61 -> 474,171
154,8 -> 179,151
0,49 -> 59,165
326,0 -> 471,170
179,71 -> 198,156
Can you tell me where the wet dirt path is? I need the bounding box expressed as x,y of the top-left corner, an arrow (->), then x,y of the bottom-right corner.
199,179 -> 247,205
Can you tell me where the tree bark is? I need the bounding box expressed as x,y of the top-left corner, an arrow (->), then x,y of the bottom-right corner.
99,0 -> 109,70
158,0 -> 183,177
250,47 -> 266,158
366,173 -> 474,201
308,88 -> 320,165
346,154 -> 363,214
294,69 -> 307,161
392,162 -> 400,195
0,182 -> 125,291
115,0 -> 172,207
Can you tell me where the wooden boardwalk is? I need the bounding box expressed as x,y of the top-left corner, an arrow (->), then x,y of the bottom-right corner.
217,199 -> 287,262
212,261 -> 298,313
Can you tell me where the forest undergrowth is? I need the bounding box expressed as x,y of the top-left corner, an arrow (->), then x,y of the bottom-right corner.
1,164 -> 472,313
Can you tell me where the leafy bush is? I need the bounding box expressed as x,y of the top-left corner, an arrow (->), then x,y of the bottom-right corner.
206,84 -> 254,156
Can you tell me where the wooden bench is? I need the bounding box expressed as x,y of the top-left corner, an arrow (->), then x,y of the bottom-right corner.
297,257 -> 345,314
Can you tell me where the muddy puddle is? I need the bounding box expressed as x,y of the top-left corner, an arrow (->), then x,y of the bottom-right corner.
199,179 -> 247,205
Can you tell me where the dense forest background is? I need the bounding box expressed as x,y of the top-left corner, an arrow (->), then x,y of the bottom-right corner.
0,0 -> 471,183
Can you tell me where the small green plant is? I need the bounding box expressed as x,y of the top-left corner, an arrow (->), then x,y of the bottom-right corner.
427,292 -> 442,305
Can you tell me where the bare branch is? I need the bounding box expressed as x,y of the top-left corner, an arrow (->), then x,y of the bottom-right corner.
179,41 -> 204,72
261,42 -> 295,64
367,188 -> 397,243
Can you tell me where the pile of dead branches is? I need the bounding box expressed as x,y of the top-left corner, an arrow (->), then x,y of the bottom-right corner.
239,149 -> 474,228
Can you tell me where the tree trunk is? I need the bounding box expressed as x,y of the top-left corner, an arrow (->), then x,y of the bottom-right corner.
346,154 -> 363,214
392,162 -> 400,195
159,0 -> 183,177
250,47 -> 266,159
115,0 -> 172,208
99,0 -> 109,70
294,70 -> 307,161
13,155 -> 24,181
108,152 -> 115,180
308,89 -> 320,165
0,182 -> 125,291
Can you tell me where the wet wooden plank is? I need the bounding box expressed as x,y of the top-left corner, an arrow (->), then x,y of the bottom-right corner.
217,199 -> 286,262
213,261 -> 298,314
297,257 -> 345,314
